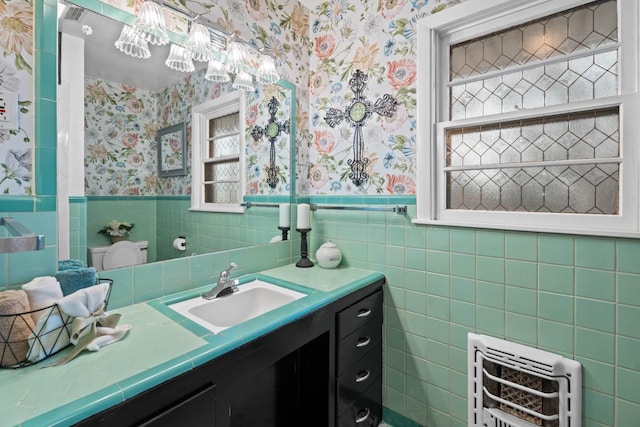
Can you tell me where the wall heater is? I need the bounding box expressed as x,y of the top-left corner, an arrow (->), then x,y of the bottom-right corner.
468,333 -> 581,427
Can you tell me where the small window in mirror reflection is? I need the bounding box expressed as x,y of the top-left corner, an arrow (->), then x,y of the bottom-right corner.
157,122 -> 187,177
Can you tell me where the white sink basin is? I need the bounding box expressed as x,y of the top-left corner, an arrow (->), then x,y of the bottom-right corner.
169,279 -> 306,334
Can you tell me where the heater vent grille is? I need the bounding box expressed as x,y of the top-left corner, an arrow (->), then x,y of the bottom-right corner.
468,334 -> 581,427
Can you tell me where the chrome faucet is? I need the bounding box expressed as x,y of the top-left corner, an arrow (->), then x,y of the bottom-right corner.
202,262 -> 240,299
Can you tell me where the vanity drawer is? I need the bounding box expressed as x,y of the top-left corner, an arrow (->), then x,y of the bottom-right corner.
336,347 -> 382,415
337,290 -> 383,340
337,376 -> 382,427
337,314 -> 382,375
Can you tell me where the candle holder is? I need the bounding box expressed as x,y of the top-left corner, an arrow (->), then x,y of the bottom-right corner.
278,226 -> 290,241
295,228 -> 314,268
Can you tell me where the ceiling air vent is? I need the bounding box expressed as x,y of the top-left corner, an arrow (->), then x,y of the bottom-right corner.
63,6 -> 86,22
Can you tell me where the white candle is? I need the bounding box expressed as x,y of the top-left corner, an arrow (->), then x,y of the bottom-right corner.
297,203 -> 311,229
279,203 -> 290,228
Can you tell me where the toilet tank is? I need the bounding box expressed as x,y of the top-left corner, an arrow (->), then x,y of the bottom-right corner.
88,240 -> 148,271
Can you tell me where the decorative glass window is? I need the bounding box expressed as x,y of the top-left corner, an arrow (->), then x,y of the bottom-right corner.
416,0 -> 640,236
191,92 -> 246,213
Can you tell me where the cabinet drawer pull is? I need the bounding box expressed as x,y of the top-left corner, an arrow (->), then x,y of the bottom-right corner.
357,308 -> 372,318
356,336 -> 371,348
355,369 -> 371,383
355,407 -> 370,423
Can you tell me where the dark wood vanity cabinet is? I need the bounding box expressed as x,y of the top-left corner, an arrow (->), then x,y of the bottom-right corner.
336,289 -> 383,426
73,279 -> 383,427
139,384 -> 216,427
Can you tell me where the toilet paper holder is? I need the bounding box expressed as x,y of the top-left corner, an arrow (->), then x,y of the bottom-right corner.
173,236 -> 187,251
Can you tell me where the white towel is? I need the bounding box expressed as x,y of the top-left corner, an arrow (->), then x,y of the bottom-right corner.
22,276 -> 63,324
57,283 -> 109,318
86,325 -> 132,351
26,283 -> 108,363
46,309 -> 131,366
27,307 -> 72,363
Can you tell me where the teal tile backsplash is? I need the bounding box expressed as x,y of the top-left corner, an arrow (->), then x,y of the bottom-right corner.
575,235 -> 616,270
306,196 -> 640,426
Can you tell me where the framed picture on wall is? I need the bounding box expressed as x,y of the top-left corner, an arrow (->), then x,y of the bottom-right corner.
157,122 -> 187,178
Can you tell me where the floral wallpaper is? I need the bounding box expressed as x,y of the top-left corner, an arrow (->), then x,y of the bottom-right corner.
84,77 -> 159,196
156,69 -> 293,196
0,0 -> 33,195
305,0 -> 463,195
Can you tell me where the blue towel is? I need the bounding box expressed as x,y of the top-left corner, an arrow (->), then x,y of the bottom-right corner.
58,259 -> 86,271
55,267 -> 98,296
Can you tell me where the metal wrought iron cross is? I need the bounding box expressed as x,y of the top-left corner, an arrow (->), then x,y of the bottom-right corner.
251,97 -> 290,188
325,70 -> 397,186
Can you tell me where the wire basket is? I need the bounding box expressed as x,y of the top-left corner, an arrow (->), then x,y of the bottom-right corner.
0,278 -> 112,368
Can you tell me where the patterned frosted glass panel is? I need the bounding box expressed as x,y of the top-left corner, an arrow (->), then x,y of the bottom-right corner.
204,161 -> 240,182
447,109 -> 619,167
208,113 -> 240,158
446,108 -> 620,214
204,111 -> 240,204
449,0 -> 617,82
204,182 -> 241,204
450,51 -> 618,120
447,164 -> 619,214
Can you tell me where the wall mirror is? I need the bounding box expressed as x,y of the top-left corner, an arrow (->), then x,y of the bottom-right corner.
57,1 -> 296,271
157,122 -> 186,178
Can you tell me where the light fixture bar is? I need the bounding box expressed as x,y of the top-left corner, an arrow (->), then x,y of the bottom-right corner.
159,1 -> 276,63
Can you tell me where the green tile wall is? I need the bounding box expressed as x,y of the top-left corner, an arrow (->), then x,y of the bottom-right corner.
156,197 -> 282,261
0,0 -> 58,289
306,196 -> 640,427
0,211 -> 58,289
86,196 -> 287,265
87,198 -> 158,263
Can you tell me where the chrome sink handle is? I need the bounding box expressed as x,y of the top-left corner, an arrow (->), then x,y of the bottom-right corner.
219,262 -> 237,282
202,262 -> 239,300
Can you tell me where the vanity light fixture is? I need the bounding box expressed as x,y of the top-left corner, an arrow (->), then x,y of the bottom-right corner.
114,24 -> 151,59
257,55 -> 279,85
205,59 -> 231,82
232,71 -> 255,92
225,41 -> 250,75
325,70 -> 397,186
112,1 -> 280,90
165,43 -> 195,72
133,0 -> 169,46
185,21 -> 212,62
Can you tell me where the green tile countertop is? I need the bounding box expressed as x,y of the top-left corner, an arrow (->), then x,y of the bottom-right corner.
0,264 -> 384,427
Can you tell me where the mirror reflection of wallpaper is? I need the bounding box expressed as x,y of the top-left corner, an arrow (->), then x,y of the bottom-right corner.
84,77 -> 159,195
0,0 -> 34,195
156,72 -> 291,195
246,86 -> 291,195
84,72 -> 291,196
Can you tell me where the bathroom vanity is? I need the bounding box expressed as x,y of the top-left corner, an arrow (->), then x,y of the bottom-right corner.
0,265 -> 384,427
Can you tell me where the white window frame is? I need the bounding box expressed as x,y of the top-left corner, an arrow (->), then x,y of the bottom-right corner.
415,0 -> 640,237
190,91 -> 246,213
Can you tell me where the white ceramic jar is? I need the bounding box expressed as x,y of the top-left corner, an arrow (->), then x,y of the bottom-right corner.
316,242 -> 342,269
